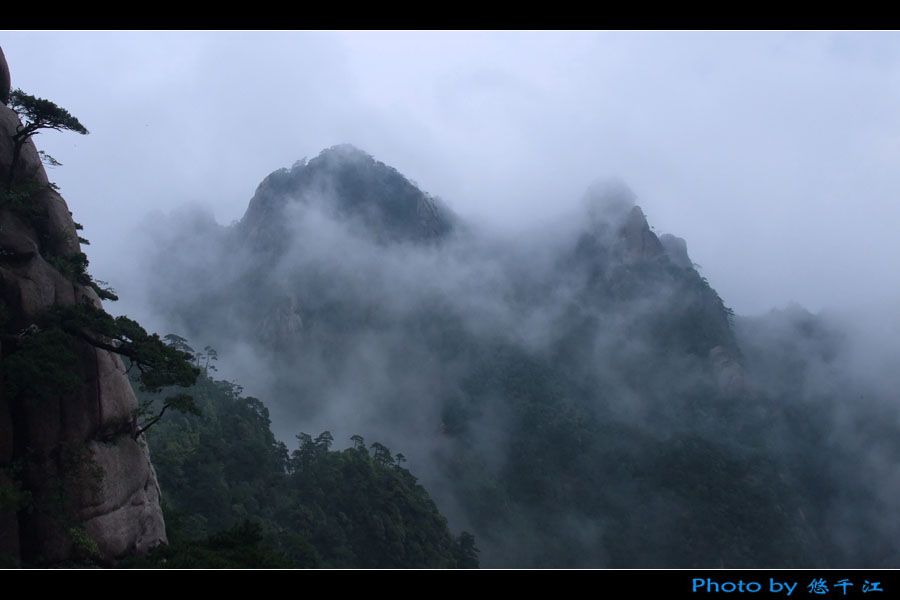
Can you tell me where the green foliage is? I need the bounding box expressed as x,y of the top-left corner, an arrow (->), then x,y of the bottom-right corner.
89,280 -> 117,301
139,371 -> 302,547
8,89 -> 89,138
0,179 -> 48,225
1,324 -> 80,401
135,392 -> 201,438
6,88 -> 88,191
0,96 -> 203,566
67,526 -> 102,564
282,433 -> 466,568
201,345 -> 218,372
38,150 -> 62,167
591,433 -> 819,568
453,531 -> 479,568
163,334 -> 194,354
47,300 -> 199,393
429,335 -> 825,568
43,250 -> 118,301
138,368 -> 476,568
1,299 -> 197,444
120,520 -> 293,569
45,251 -> 90,284
0,181 -> 116,302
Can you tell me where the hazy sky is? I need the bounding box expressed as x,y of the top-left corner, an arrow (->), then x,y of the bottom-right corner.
2,30 -> 899,317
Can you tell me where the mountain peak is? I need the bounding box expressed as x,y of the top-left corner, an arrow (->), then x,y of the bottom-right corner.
239,145 -> 454,253
315,143 -> 372,162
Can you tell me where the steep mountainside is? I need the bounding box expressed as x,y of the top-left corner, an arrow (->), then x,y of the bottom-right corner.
129,368 -> 478,568
139,145 -> 900,567
0,50 -> 165,566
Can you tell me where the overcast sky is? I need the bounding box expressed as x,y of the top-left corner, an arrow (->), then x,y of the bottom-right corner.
2,30 -> 899,319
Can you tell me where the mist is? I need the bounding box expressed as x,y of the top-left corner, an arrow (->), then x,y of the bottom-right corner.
3,31 -> 900,316
3,30 -> 900,567
104,143 -> 900,567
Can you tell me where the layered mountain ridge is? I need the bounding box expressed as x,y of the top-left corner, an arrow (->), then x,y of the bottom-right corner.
140,145 -> 841,568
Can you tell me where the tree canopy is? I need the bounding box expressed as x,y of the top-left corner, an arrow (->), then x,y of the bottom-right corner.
2,299 -> 201,440
8,88 -> 88,139
132,365 -> 478,568
6,88 -> 88,189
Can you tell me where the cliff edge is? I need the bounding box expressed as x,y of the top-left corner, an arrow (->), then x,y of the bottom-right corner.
0,47 -> 166,566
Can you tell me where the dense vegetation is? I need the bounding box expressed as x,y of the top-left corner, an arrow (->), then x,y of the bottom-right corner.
427,336 -> 822,567
128,363 -> 478,568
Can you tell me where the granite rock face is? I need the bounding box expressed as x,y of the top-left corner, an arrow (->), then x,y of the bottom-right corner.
659,233 -> 692,269
0,61 -> 165,565
582,181 -> 667,266
618,205 -> 666,265
0,46 -> 9,105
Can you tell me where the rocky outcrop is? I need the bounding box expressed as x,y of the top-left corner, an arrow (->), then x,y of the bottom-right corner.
0,57 -> 165,565
617,205 -> 665,265
659,233 -> 692,269
0,47 -> 9,105
582,182 -> 667,266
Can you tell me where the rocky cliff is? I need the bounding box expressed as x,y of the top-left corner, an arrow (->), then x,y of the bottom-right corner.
0,48 -> 165,566
0,47 -> 9,105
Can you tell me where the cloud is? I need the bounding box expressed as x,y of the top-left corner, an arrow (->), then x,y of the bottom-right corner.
5,31 -> 900,566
